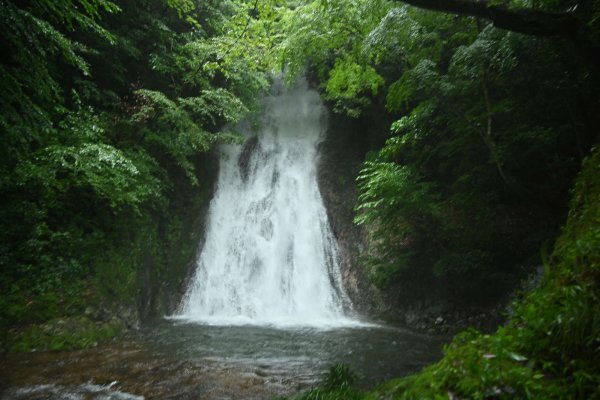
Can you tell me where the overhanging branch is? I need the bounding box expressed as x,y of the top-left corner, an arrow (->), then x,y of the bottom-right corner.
398,0 -> 580,39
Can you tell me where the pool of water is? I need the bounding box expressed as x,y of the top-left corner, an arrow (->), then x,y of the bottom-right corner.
0,320 -> 446,399
147,319 -> 445,386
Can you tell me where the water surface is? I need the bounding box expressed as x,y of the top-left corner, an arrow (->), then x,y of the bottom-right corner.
147,320 -> 445,387
1,320 -> 446,399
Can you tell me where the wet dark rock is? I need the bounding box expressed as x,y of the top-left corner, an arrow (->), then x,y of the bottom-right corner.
139,150 -> 219,321
397,303 -> 508,335
317,111 -> 385,315
315,108 -> 516,333
238,135 -> 260,183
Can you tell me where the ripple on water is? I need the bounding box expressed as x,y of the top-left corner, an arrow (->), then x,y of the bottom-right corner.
3,382 -> 144,400
0,322 -> 446,399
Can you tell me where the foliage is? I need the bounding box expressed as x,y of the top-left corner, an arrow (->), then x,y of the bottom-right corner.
276,0 -> 391,116
367,147 -> 600,399
274,1 -> 599,297
336,6 -> 598,295
282,364 -> 363,400
0,0 -> 117,167
0,0 -> 274,337
354,160 -> 440,285
7,316 -> 124,352
277,11 -> 600,400
325,57 -> 385,117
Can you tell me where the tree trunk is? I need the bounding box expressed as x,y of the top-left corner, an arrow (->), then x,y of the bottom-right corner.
479,71 -> 509,186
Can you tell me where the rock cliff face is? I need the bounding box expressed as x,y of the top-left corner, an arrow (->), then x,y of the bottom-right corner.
139,151 -> 220,320
317,112 -> 384,315
316,110 -> 507,330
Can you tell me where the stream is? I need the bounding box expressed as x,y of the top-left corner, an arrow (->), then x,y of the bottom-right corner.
0,321 -> 445,399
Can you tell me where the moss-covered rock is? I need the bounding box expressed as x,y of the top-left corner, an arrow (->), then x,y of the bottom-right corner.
5,316 -> 124,352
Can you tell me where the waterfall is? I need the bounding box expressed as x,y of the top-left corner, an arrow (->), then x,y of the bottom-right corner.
175,79 -> 357,328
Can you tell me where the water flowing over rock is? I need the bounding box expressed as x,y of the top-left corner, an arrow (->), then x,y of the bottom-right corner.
175,79 -> 358,327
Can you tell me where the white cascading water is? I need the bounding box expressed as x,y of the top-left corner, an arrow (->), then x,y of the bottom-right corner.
175,79 -> 357,327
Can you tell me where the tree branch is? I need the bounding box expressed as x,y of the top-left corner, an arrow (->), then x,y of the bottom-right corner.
397,0 -> 600,68
398,0 -> 580,39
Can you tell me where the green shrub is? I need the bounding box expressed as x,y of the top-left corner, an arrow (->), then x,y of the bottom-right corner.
368,147 -> 600,399
280,364 -> 362,400
6,316 -> 124,352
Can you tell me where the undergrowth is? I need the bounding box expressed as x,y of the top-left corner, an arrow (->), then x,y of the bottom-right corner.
290,147 -> 600,399
365,146 -> 600,399
5,316 -> 124,352
279,364 -> 363,400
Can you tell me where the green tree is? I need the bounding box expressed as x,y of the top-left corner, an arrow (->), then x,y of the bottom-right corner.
0,0 -> 276,330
